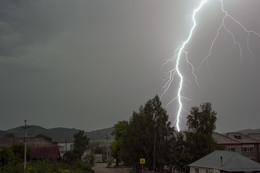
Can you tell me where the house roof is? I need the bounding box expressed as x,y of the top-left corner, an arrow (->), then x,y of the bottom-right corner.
189,150 -> 260,172
226,132 -> 258,143
0,137 -> 59,148
212,132 -> 239,144
248,133 -> 260,141
26,137 -> 58,148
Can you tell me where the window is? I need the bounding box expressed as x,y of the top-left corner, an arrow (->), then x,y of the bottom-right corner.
195,168 -> 199,173
234,135 -> 241,139
242,146 -> 254,152
228,147 -> 235,152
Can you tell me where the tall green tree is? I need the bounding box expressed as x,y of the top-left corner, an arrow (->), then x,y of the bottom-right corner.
185,102 -> 217,163
122,109 -> 147,169
118,95 -> 174,171
111,121 -> 128,167
143,95 -> 174,170
73,130 -> 90,159
169,132 -> 189,172
63,150 -> 78,164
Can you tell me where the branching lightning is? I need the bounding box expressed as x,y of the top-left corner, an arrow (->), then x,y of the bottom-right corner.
161,0 -> 260,132
199,0 -> 260,69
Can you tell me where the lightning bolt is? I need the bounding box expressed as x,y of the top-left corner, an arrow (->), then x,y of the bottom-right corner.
161,0 -> 208,132
161,0 -> 260,132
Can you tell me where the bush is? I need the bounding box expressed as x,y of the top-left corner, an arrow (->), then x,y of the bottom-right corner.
0,163 -> 23,173
63,151 -> 78,164
0,146 -> 16,166
0,145 -> 94,173
12,143 -> 32,163
27,160 -> 62,173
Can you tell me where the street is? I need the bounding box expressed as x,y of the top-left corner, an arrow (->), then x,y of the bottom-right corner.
93,163 -> 131,173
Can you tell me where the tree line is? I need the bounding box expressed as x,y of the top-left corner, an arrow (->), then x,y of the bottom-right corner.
111,95 -> 217,173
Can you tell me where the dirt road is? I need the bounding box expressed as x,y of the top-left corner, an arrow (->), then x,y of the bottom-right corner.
93,163 -> 131,173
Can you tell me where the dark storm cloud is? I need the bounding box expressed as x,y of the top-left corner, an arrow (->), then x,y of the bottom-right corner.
0,0 -> 76,57
0,0 -> 259,132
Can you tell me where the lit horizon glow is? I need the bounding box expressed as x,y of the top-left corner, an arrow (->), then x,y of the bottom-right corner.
161,0 -> 260,132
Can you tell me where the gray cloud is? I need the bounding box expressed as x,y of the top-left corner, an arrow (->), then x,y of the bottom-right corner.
0,0 -> 259,132
0,0 -> 77,57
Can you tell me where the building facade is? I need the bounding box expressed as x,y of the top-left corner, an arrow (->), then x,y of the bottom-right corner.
0,137 -> 60,160
213,132 -> 260,163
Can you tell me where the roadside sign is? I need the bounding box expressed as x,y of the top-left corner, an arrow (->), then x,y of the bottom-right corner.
140,158 -> 145,164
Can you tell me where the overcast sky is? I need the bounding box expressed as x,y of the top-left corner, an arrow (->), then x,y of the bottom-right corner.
0,0 -> 259,132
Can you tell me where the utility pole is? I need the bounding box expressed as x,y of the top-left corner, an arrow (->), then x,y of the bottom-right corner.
106,134 -> 109,165
65,139 -> 68,152
23,120 -> 30,173
153,129 -> 156,172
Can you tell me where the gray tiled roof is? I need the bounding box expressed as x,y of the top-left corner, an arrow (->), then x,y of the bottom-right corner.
189,150 -> 260,172
248,133 -> 260,141
212,132 -> 239,144
0,137 -> 58,148
227,132 -> 258,143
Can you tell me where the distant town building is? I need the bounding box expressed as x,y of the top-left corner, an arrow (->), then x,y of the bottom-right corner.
81,149 -> 92,161
213,132 -> 260,162
58,142 -> 74,157
0,137 -> 60,160
94,154 -> 103,163
189,150 -> 260,173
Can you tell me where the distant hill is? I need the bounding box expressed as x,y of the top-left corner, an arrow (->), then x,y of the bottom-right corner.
1,125 -> 114,143
6,125 -> 48,137
239,128 -> 260,134
86,127 -> 114,140
45,127 -> 79,142
2,126 -> 259,143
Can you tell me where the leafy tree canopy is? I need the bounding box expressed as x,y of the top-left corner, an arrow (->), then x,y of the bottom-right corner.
4,133 -> 14,138
111,121 -> 128,167
93,146 -> 106,155
187,102 -> 217,134
115,95 -> 174,171
73,130 -> 90,159
185,102 -> 217,163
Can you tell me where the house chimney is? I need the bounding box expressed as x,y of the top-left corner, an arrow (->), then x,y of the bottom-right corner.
220,156 -> 223,167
